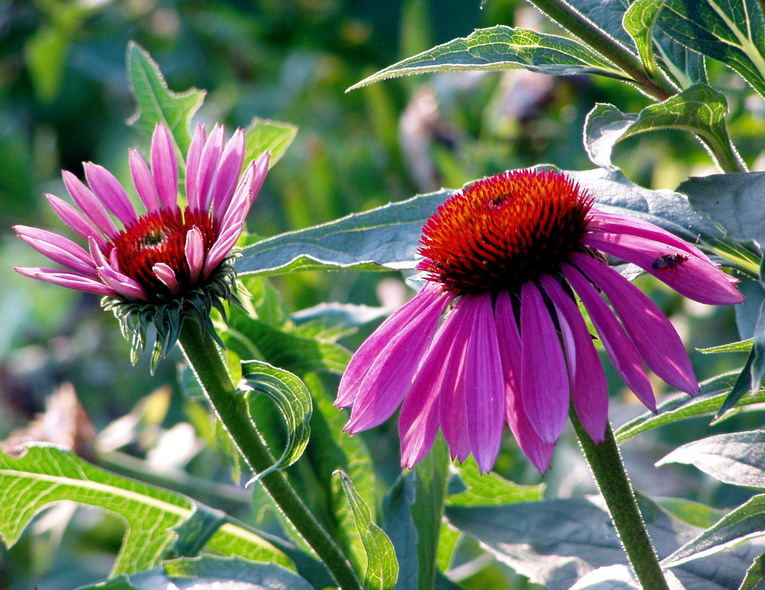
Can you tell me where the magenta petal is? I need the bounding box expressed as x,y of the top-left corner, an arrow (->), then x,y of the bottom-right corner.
152,263 -> 180,294
45,194 -> 108,249
572,253 -> 699,394
438,305 -> 471,462
563,263 -> 656,412
344,289 -> 450,434
83,163 -> 137,226
185,227 -> 205,283
494,292 -> 555,473
520,282 -> 569,443
151,124 -> 179,211
584,232 -> 742,305
541,275 -> 608,443
462,294 -> 505,472
196,124 -> 225,212
14,225 -> 96,275
129,149 -> 160,213
212,129 -> 245,219
588,209 -> 711,262
220,152 -> 270,232
186,124 -> 207,210
203,222 -> 242,277
62,171 -> 119,237
13,267 -> 113,296
336,284 -> 447,408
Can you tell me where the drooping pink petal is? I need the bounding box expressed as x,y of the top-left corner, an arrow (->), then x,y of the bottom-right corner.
150,124 -> 179,211
196,124 -> 225,212
186,124 -> 207,210
336,283 -> 447,408
541,275 -> 608,443
520,281 -> 570,444
494,292 -> 555,472
83,163 -> 137,226
45,193 -> 108,249
129,148 -> 160,213
152,263 -> 180,295
572,253 -> 699,394
88,237 -> 147,301
438,305 -> 472,462
185,227 -> 205,283
62,171 -> 119,237
563,263 -> 656,412
344,288 -> 450,434
212,129 -> 245,219
584,231 -> 742,305
14,225 -> 97,272
588,209 -> 711,262
13,267 -> 113,296
462,294 -> 505,472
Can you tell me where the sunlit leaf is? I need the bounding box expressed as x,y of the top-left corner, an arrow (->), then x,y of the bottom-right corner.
0,445 -> 288,575
127,42 -> 205,155
741,552 -> 765,590
623,0 -> 666,77
447,457 -> 543,506
347,25 -> 628,91
244,118 -> 298,170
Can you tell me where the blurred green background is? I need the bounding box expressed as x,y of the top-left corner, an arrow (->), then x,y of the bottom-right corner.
1,1 -> 763,588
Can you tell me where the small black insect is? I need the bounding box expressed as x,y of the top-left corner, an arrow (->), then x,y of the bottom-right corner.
651,253 -> 688,270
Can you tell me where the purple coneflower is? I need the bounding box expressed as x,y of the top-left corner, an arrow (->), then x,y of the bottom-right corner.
14,123 -> 269,365
336,169 -> 742,473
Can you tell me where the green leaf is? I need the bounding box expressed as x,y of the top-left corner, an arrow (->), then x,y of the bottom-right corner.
654,497 -> 725,528
658,430 -> 765,489
583,84 -> 739,170
25,26 -> 70,101
658,0 -> 765,97
347,25 -> 628,91
126,42 -> 205,155
736,278 -> 765,339
614,370 -> 765,441
79,556 -> 313,589
663,494 -> 765,568
446,495 -> 760,589
741,552 -> 765,590
244,118 -> 298,170
240,360 -> 312,481
624,0 -> 666,77
698,339 -> 754,353
236,187 -> 454,276
170,505 -> 226,558
447,457 -> 543,506
225,305 -> 350,375
0,445 -> 288,574
335,470 -> 399,590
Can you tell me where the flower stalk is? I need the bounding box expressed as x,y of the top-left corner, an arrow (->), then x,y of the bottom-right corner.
570,409 -> 670,590
179,317 -> 361,590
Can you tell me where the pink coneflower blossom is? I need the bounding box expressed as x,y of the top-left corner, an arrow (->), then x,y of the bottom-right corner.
14,123 -> 269,365
336,169 -> 742,474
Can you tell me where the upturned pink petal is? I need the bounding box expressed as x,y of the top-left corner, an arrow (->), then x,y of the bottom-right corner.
13,267 -> 113,296
220,152 -> 270,232
14,225 -> 96,276
344,288 -> 450,434
202,222 -> 242,278
520,281 -> 570,443
62,171 -> 119,237
541,275 -> 608,443
83,163 -> 137,226
212,129 -> 246,219
129,148 -> 160,213
584,231 -> 742,305
495,292 -> 554,472
152,263 -> 180,295
45,193 -> 108,249
186,124 -> 207,210
196,124 -> 225,212
185,227 -> 205,283
336,284 -> 447,408
564,263 -> 656,412
151,124 -> 179,211
462,294 -> 505,472
573,253 -> 699,394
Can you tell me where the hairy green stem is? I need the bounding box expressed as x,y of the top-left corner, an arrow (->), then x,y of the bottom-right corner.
571,411 -> 670,590
179,317 -> 362,590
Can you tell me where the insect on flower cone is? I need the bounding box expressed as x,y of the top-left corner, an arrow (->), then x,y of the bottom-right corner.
14,123 -> 270,366
336,169 -> 743,474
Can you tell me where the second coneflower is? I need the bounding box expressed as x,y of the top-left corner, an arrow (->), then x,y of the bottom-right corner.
336,169 -> 742,473
14,123 -> 269,366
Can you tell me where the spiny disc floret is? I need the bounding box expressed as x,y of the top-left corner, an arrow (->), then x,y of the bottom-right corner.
418,169 -> 592,294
